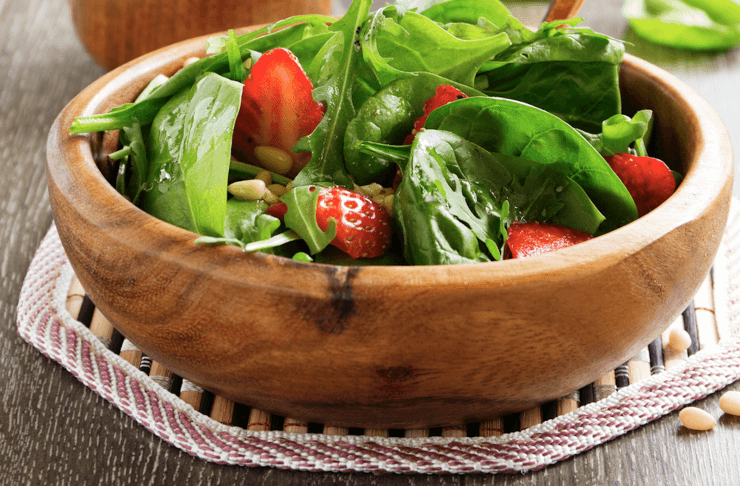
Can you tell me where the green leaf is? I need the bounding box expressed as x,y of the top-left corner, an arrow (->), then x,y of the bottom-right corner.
225,30 -> 247,82
69,17 -> 334,135
228,159 -> 292,186
140,73 -> 242,237
623,0 -> 740,50
362,7 -> 511,87
280,186 -> 337,254
292,252 -> 314,262
121,119 -> 149,205
344,72 -> 484,184
135,74 -> 169,103
577,110 -> 653,157
420,0 -> 511,27
292,0 -> 374,189
424,97 -> 638,231
478,16 -> 625,131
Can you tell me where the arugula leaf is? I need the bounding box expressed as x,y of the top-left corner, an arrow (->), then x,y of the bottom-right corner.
361,7 -> 511,87
419,0 -> 511,27
424,97 -> 638,231
140,73 -> 242,237
624,0 -> 740,50
577,110 -> 653,157
280,185 -> 337,254
292,0 -> 374,189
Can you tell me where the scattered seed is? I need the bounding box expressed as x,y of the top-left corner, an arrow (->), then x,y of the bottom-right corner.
267,184 -> 288,197
679,407 -> 716,431
262,189 -> 279,205
228,179 -> 266,201
719,391 -> 740,416
254,169 -> 272,186
254,146 -> 293,175
360,183 -> 383,198
668,328 -> 692,352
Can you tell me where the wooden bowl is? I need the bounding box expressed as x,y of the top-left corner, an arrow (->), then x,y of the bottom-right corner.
46,31 -> 733,429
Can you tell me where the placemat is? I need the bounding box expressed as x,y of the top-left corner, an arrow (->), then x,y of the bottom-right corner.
17,203 -> 740,474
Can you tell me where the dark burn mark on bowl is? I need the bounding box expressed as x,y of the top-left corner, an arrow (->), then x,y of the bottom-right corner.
314,266 -> 360,334
377,366 -> 415,383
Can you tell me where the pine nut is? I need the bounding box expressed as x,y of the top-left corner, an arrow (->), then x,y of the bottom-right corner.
360,183 -> 383,198
228,179 -> 266,201
719,391 -> 740,415
267,184 -> 288,197
285,181 -> 293,191
183,57 -> 200,67
679,407 -> 715,431
254,146 -> 293,175
382,194 -> 394,216
668,328 -> 692,352
262,189 -> 279,205
254,170 -> 272,185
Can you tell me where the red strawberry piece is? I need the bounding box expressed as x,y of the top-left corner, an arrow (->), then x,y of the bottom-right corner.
605,153 -> 676,217
231,48 -> 325,178
403,85 -> 468,145
505,222 -> 593,259
266,201 -> 288,220
266,187 -> 392,259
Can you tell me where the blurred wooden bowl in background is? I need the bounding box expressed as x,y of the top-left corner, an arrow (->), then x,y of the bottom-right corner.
69,0 -> 332,70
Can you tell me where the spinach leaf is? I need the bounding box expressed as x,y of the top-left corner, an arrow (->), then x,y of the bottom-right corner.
141,73 -> 242,237
394,130 -> 511,265
424,97 -> 638,231
623,0 -> 740,50
477,17 -> 625,131
120,120 -> 148,205
362,7 -> 511,87
367,131 -> 605,235
344,72 -> 484,185
292,0 -> 374,189
480,61 -> 622,132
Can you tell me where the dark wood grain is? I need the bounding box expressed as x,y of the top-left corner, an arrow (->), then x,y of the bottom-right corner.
2,0 -> 740,485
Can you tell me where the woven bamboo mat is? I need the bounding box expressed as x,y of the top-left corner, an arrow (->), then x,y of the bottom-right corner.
16,203 -> 740,474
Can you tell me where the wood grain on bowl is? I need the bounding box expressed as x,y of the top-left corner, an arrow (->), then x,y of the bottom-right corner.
46,27 -> 733,428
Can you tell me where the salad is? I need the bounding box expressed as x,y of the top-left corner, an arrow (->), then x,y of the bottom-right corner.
70,0 -> 678,266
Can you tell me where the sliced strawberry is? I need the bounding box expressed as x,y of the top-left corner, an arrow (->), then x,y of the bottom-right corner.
232,48 -> 324,178
605,153 -> 676,217
506,222 -> 593,259
266,187 -> 392,259
404,85 -> 468,145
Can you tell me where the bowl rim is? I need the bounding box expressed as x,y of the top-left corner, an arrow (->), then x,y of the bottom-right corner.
48,30 -> 735,293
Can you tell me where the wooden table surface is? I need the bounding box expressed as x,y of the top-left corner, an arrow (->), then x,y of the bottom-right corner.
1,0 -> 739,484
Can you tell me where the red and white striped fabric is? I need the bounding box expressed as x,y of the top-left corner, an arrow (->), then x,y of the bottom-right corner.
17,206 -> 740,474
